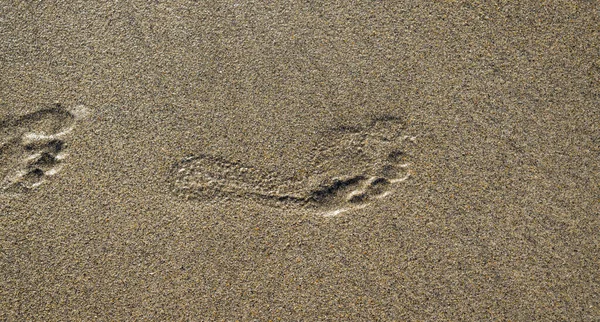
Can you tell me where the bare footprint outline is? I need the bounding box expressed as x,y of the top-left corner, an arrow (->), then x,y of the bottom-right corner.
0,104 -> 89,194
171,115 -> 416,216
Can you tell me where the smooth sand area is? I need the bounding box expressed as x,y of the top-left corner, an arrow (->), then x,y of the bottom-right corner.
1,1 -> 599,320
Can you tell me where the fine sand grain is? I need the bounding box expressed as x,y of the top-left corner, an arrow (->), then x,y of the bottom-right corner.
1,1 -> 599,320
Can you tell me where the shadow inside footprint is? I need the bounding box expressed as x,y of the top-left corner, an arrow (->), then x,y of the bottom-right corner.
306,175 -> 367,206
387,150 -> 405,162
6,106 -> 75,137
21,168 -> 44,185
30,152 -> 59,167
24,139 -> 65,153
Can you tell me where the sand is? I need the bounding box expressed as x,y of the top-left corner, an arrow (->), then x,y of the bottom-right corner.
1,1 -> 599,320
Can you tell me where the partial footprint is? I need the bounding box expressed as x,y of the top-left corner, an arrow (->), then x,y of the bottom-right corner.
172,154 -> 295,205
171,114 -> 415,216
0,104 -> 89,194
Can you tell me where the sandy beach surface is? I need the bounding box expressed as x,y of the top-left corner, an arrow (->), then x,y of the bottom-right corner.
1,1 -> 599,320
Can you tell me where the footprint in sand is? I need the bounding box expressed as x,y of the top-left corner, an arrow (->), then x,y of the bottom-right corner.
171,115 -> 416,216
0,104 -> 89,194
